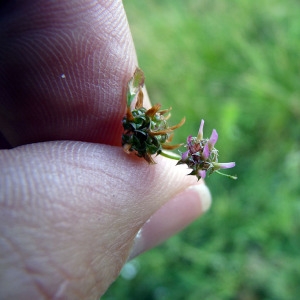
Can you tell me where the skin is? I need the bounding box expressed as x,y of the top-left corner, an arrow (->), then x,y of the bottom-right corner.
0,1 -> 211,299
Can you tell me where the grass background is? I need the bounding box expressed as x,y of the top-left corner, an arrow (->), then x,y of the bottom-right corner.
103,1 -> 300,299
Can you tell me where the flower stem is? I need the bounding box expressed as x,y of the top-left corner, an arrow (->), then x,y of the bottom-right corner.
160,150 -> 181,160
215,171 -> 238,180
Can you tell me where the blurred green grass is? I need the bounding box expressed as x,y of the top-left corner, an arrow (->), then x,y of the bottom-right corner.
103,1 -> 300,299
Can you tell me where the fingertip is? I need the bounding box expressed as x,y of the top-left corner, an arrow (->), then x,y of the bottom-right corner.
128,182 -> 211,259
187,184 -> 212,213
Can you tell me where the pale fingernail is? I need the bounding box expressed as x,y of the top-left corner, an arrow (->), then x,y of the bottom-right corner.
187,184 -> 212,213
128,184 -> 211,260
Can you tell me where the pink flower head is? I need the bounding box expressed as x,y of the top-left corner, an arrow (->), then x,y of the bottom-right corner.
177,119 -> 236,180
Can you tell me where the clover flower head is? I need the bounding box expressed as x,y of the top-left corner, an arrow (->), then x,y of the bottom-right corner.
177,119 -> 236,180
122,68 -> 185,164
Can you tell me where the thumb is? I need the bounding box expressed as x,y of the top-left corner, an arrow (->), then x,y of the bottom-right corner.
0,141 -> 211,299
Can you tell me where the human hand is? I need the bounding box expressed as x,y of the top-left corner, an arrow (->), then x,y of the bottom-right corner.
0,1 -> 211,299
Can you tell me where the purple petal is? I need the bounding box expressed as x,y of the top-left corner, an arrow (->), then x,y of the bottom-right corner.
197,119 -> 205,141
198,169 -> 206,179
187,135 -> 193,144
181,150 -> 189,161
214,162 -> 235,169
208,129 -> 218,149
203,143 -> 210,160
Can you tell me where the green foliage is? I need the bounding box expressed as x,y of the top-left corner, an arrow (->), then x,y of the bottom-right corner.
104,0 -> 300,299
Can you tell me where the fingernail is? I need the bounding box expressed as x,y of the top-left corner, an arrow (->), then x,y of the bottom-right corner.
128,184 -> 211,260
187,184 -> 212,213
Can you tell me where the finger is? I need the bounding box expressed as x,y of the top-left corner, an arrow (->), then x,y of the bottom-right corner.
0,141 -> 210,298
0,0 -> 137,147
128,184 -> 211,260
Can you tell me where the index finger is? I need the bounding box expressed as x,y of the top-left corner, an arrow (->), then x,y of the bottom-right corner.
0,0 -> 138,148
